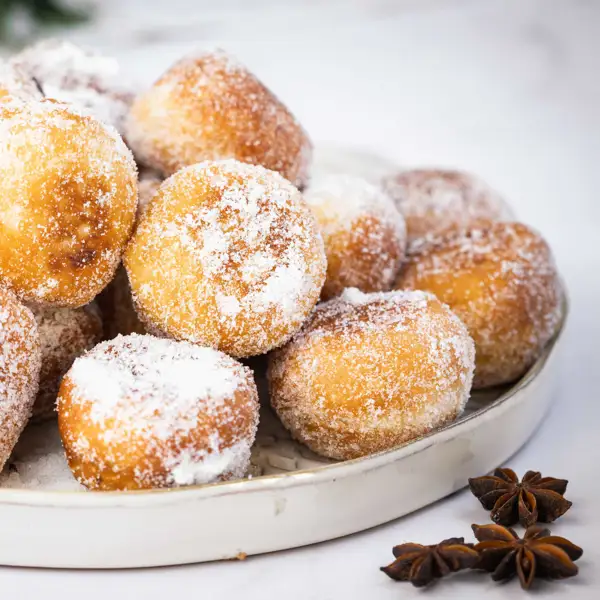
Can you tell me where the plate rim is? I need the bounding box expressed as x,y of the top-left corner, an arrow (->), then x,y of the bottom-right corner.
0,294 -> 569,508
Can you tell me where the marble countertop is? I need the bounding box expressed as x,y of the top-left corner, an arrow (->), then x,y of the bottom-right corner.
2,0 -> 599,597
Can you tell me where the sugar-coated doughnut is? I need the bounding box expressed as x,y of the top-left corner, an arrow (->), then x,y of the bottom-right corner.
0,99 -> 138,307
268,288 -> 475,460
58,334 -> 259,490
0,288 -> 42,469
0,61 -> 42,102
11,40 -> 134,133
29,303 -> 103,422
126,49 -> 311,187
383,169 -> 513,246
395,222 -> 562,388
125,159 -> 326,358
304,174 -> 406,300
96,267 -> 146,340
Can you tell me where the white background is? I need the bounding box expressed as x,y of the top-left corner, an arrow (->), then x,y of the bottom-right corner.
2,0 -> 599,597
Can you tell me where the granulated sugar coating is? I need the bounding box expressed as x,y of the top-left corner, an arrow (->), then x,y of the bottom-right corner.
11,39 -> 135,133
29,303 -> 103,423
396,222 -> 563,388
0,98 -> 138,307
126,49 -> 312,187
0,60 -> 42,102
268,288 -> 475,460
57,334 -> 259,491
124,159 -> 326,358
304,174 -> 407,300
0,288 -> 42,470
383,169 -> 514,247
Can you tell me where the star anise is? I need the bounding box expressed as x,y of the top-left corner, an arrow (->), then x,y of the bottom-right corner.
472,523 -> 583,589
468,468 -> 572,527
380,537 -> 479,587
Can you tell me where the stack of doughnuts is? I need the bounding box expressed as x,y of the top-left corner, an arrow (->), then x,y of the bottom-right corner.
0,41 -> 563,491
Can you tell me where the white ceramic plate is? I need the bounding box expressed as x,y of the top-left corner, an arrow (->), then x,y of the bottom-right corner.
0,146 -> 567,568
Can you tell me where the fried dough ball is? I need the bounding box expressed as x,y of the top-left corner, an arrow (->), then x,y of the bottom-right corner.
126,49 -> 311,187
383,169 -> 513,246
304,174 -> 406,300
125,160 -> 326,358
58,334 -> 259,491
96,266 -> 146,340
28,303 -> 103,422
395,222 -> 562,388
0,61 -> 42,103
11,39 -> 135,133
0,288 -> 42,469
268,288 -> 475,460
0,99 -> 138,307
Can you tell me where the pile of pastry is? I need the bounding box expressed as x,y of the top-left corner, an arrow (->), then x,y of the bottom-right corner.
0,40 -> 562,491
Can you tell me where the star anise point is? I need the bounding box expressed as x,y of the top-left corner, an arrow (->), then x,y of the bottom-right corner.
469,468 -> 572,527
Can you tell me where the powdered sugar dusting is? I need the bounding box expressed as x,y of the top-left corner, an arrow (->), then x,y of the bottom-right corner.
125,159 -> 326,357
126,49 -> 312,186
0,60 -> 42,102
0,98 -> 138,306
0,288 -> 42,470
305,174 -> 407,298
11,40 -> 135,133
59,334 -> 259,489
269,289 -> 475,460
397,221 -> 562,387
383,169 -> 514,246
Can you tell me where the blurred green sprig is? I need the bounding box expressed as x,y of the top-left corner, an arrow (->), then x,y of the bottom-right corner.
0,0 -> 89,43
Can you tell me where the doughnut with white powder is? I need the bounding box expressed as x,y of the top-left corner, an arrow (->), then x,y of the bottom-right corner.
395,222 -> 562,388
58,334 -> 259,490
304,174 -> 406,300
126,49 -> 312,187
11,39 -> 135,133
124,159 -> 326,357
0,98 -> 138,307
268,288 -> 475,460
0,288 -> 42,470
383,169 -> 513,247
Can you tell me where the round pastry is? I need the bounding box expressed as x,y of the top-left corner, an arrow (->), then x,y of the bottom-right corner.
0,288 -> 42,470
29,303 -> 103,422
96,266 -> 146,340
304,174 -> 406,300
58,334 -> 259,490
395,222 -> 562,388
0,61 -> 41,102
382,169 -> 513,246
124,159 -> 326,358
126,49 -> 311,187
268,288 -> 475,460
0,99 -> 138,307
11,39 -> 134,133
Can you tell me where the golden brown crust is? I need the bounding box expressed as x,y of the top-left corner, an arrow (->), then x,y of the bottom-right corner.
124,160 -> 326,358
0,288 -> 42,469
304,175 -> 407,300
58,334 -> 259,491
395,221 -> 562,387
126,50 -> 312,187
268,289 -> 475,460
0,99 -> 138,307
